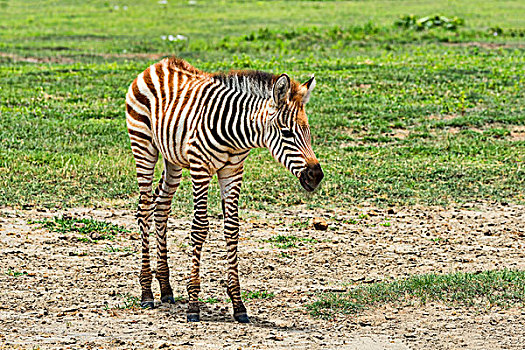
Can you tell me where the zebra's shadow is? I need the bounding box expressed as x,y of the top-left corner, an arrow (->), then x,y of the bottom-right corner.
164,302 -> 306,330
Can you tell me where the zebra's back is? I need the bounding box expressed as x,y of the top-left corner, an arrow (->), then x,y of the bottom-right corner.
126,57 -> 218,168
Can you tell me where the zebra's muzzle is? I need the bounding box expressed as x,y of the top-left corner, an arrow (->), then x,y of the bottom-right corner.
299,163 -> 324,192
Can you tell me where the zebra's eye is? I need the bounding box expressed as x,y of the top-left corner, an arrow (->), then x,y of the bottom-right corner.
282,129 -> 294,138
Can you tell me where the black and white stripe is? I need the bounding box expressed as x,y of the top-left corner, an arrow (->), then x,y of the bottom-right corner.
125,57 -> 323,322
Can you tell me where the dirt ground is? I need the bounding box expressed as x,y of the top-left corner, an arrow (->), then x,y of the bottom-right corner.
0,203 -> 524,349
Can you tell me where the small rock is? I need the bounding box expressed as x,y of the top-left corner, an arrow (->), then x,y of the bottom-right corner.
313,217 -> 328,231
267,335 -> 284,341
368,210 -> 379,216
90,232 -> 101,240
359,320 -> 372,326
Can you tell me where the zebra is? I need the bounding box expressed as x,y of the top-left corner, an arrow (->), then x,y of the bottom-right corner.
125,57 -> 324,323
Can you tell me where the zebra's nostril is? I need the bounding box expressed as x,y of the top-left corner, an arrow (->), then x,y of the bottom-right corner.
306,168 -> 314,180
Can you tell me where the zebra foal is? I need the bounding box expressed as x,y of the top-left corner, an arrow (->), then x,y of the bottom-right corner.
126,57 -> 323,323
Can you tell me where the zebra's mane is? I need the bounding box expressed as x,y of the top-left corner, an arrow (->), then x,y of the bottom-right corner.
212,70 -> 277,100
167,57 -> 300,101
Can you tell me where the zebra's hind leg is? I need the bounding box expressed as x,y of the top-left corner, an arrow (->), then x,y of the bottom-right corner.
186,169 -> 212,322
218,166 -> 249,323
154,160 -> 182,304
132,146 -> 159,309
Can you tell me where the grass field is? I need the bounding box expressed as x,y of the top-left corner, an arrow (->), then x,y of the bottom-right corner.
1,0 -> 524,213
0,4 -> 524,343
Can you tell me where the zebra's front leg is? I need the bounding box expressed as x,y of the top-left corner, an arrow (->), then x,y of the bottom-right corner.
187,172 -> 211,322
154,161 -> 182,304
218,167 -> 249,323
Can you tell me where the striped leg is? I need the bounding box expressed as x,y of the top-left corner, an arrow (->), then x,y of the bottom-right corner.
186,169 -> 211,322
132,143 -> 159,309
218,166 -> 249,323
154,160 -> 182,304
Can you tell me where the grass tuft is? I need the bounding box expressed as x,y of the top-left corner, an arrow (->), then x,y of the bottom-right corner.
36,215 -> 129,241
242,290 -> 275,300
308,269 -> 525,319
265,235 -> 317,249
6,268 -> 28,277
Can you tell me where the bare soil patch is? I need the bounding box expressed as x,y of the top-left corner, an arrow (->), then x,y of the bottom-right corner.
0,204 -> 524,349
0,52 -> 76,64
442,42 -> 525,50
510,125 -> 525,141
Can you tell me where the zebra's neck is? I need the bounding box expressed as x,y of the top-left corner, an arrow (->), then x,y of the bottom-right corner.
210,73 -> 274,150
214,86 -> 269,150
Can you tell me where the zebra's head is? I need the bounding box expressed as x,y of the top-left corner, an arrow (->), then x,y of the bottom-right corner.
265,73 -> 324,192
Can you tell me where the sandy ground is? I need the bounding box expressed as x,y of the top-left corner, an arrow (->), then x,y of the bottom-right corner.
0,203 -> 524,349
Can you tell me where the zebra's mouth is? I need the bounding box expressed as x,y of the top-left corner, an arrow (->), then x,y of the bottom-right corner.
299,175 -> 315,192
299,163 -> 324,192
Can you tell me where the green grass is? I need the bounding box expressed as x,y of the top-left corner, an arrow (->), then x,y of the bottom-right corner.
36,215 -> 129,241
0,0 -> 524,212
265,235 -> 318,249
225,289 -> 275,303
106,293 -> 141,310
104,245 -> 135,254
308,269 -> 525,319
6,268 -> 28,277
242,290 -> 275,300
199,297 -> 221,304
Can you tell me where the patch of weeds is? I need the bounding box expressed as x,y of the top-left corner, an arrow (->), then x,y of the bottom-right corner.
104,245 -> 135,253
105,293 -> 140,310
379,221 -> 391,227
308,269 -> 525,319
429,237 -> 450,244
395,14 -> 464,31
36,215 -> 129,241
199,297 -> 221,304
265,235 -> 318,249
291,219 -> 309,229
483,128 -> 510,139
6,268 -> 28,277
280,252 -> 292,259
242,290 -> 275,300
171,295 -> 186,303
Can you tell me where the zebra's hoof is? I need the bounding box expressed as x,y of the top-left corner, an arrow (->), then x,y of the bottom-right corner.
234,313 -> 250,323
161,295 -> 176,304
187,313 -> 200,322
141,300 -> 155,309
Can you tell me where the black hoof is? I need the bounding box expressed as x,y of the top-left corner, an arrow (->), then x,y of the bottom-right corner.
234,313 -> 250,323
141,300 -> 155,309
161,295 -> 176,304
187,313 -> 200,322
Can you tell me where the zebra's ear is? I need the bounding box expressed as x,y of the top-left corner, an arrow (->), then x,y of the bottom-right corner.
299,75 -> 316,104
272,73 -> 291,106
